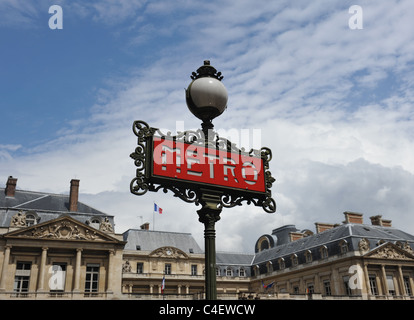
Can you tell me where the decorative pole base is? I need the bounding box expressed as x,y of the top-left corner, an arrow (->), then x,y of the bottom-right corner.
197,189 -> 222,300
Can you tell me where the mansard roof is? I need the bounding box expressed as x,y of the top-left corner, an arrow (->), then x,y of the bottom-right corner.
253,223 -> 414,265
122,229 -> 203,254
0,188 -> 114,228
216,252 -> 254,266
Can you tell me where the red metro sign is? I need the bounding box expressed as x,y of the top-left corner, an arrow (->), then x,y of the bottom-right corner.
130,120 -> 276,213
152,137 -> 265,193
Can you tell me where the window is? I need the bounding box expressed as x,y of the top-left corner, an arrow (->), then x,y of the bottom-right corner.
293,286 -> 299,294
216,268 -> 220,276
50,263 -> 66,292
343,276 -> 352,296
320,246 -> 328,259
14,262 -> 31,294
291,254 -> 298,267
137,263 -> 143,274
307,284 -> 314,294
136,245 -> 141,250
239,268 -> 245,277
369,275 -> 378,296
278,258 -> 285,270
164,263 -> 171,275
403,276 -> 412,296
387,275 -> 396,296
25,214 -> 36,226
90,218 -> 100,229
323,280 -> 332,296
340,240 -> 348,254
226,267 -> 233,277
191,265 -> 197,276
305,250 -> 312,263
85,264 -> 100,294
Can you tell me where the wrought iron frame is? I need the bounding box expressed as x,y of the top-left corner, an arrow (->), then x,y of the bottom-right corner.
130,120 -> 276,213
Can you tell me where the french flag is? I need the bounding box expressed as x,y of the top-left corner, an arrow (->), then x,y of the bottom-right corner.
154,203 -> 163,214
161,275 -> 165,293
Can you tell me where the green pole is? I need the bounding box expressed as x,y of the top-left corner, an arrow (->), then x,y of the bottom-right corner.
197,190 -> 222,300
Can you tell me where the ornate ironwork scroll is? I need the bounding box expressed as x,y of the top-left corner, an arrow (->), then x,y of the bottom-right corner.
130,120 -> 276,213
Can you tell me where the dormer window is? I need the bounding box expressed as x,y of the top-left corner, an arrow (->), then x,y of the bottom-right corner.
25,214 -> 36,226
305,250 -> 313,263
320,246 -> 328,259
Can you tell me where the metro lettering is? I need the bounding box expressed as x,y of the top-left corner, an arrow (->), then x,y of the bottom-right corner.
152,138 -> 265,193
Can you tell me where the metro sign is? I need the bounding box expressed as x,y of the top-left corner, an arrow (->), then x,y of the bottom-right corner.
130,120 -> 276,213
152,137 -> 266,193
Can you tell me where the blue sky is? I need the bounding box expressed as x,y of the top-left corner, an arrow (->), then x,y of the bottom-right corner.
1,0 -> 414,252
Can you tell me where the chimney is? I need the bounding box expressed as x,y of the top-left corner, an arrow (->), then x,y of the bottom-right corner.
370,215 -> 383,226
315,222 -> 335,233
289,231 -> 304,242
69,179 -> 80,212
370,215 -> 392,227
140,222 -> 150,230
382,219 -> 392,227
5,176 -> 17,197
343,211 -> 363,224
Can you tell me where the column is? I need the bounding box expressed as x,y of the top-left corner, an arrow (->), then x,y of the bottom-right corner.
380,265 -> 389,296
106,250 -> 114,293
363,263 -> 370,298
178,284 -> 182,295
186,285 -> 190,294
397,265 -> 405,296
0,245 -> 12,291
73,248 -> 82,292
37,247 -> 48,292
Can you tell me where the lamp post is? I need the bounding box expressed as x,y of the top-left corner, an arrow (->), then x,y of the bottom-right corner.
185,60 -> 228,300
130,60 -> 276,300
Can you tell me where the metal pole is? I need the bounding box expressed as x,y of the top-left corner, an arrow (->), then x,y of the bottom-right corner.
197,190 -> 222,300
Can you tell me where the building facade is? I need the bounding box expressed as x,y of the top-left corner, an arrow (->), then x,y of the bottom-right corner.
1,176 -> 414,300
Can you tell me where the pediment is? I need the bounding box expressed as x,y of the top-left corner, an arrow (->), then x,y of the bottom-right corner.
364,242 -> 414,261
150,246 -> 188,259
4,215 -> 121,243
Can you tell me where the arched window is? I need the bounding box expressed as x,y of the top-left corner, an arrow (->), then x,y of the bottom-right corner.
305,250 -> 313,263
25,211 -> 39,226
278,258 -> 285,270
25,214 -> 36,226
320,246 -> 328,259
226,267 -> 233,277
291,254 -> 298,267
339,240 -> 348,254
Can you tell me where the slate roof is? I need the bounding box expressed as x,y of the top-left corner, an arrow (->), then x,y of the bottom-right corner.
0,188 -> 114,228
216,252 -> 254,265
253,223 -> 414,266
123,229 -> 203,254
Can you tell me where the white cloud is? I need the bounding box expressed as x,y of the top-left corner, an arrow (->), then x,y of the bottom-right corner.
2,0 -> 414,252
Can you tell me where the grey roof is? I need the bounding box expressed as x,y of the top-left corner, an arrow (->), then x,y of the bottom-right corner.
123,229 -> 203,254
0,188 -> 114,228
253,223 -> 414,265
0,188 -> 106,215
216,252 -> 254,265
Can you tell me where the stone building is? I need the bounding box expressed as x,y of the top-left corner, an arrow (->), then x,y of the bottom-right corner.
1,176 -> 414,300
251,212 -> 414,299
0,176 -> 126,299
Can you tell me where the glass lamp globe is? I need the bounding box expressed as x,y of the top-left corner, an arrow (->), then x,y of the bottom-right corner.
186,61 -> 228,123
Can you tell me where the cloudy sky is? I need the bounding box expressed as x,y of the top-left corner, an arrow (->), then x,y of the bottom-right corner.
1,0 -> 414,253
